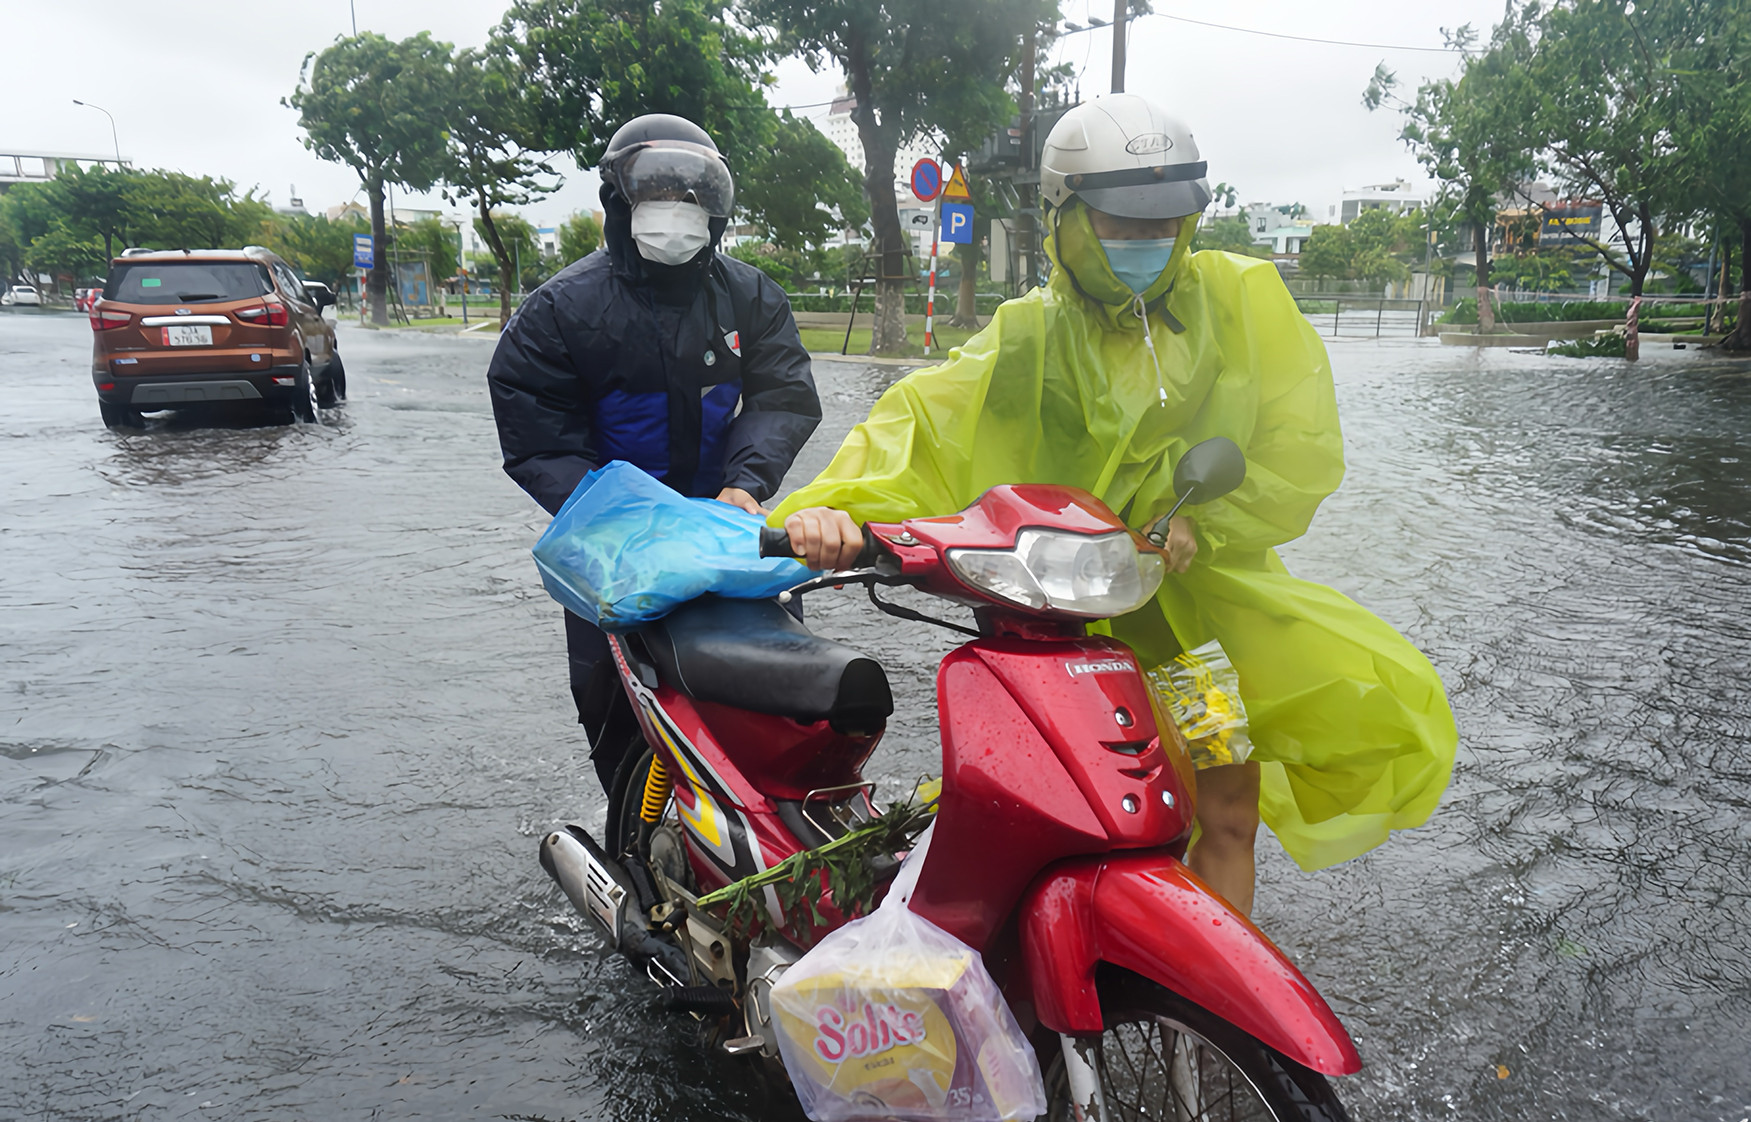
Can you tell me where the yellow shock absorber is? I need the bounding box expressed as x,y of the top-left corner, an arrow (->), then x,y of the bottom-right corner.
640,754 -> 674,824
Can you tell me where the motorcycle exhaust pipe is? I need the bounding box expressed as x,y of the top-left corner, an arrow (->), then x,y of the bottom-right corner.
540,824 -> 635,946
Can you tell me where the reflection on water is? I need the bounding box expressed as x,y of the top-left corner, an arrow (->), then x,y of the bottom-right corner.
2,316 -> 1749,1121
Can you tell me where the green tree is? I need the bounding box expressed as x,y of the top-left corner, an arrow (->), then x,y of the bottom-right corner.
497,0 -> 864,255
1366,22 -> 1535,334
444,44 -> 557,327
398,216 -> 462,283
58,164 -> 133,261
1664,0 -> 1751,346
1297,208 -> 1422,285
473,212 -> 540,298
1193,216 -> 1271,259
287,32 -> 454,325
743,0 -> 1053,352
24,225 -> 105,290
123,172 -> 272,250
263,211 -> 369,291
1505,0 -> 1697,338
557,211 -> 601,263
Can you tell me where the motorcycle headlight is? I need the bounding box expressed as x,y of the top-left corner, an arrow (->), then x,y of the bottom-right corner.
946,529 -> 1166,617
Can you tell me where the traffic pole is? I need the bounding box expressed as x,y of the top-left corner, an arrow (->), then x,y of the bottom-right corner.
925,222 -> 940,354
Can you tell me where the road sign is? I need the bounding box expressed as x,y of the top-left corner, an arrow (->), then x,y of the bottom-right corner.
910,158 -> 942,202
353,234 -> 374,270
941,162 -> 971,202
940,203 -> 974,245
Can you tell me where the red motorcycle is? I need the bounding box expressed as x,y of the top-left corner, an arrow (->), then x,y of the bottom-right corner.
541,438 -> 1359,1121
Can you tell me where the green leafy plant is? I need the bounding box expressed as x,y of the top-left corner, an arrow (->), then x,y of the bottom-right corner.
1548,333 -> 1628,358
694,796 -> 936,939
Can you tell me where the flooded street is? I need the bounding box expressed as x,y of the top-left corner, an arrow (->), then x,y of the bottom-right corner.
2,309 -> 1748,1121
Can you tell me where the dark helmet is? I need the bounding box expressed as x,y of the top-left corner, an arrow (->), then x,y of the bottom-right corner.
599,114 -> 735,218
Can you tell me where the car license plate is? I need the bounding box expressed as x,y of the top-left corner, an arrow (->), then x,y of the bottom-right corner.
162,325 -> 213,347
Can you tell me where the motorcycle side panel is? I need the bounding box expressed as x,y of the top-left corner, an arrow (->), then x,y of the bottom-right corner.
1018,853 -> 1362,1077
908,651 -> 1110,950
687,697 -> 880,803
971,639 -> 1194,845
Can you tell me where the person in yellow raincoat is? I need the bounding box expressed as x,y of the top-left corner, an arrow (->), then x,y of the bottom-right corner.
775,94 -> 1457,916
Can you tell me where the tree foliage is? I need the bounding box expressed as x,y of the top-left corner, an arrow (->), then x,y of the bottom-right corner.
0,167 -> 273,289
496,0 -> 862,253
1298,208 -> 1425,284
557,212 -> 602,264
444,44 -> 558,326
287,32 -> 453,324
1193,216 -> 1271,259
741,0 -> 1054,351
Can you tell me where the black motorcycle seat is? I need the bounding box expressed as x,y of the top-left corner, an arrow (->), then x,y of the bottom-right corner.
635,596 -> 893,732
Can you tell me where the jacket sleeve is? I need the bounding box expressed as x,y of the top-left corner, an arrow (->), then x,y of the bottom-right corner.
486,288 -> 598,516
1189,265 -> 1346,556
718,273 -> 821,501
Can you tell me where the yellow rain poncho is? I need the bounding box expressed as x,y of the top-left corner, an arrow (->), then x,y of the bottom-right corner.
774,202 -> 1456,871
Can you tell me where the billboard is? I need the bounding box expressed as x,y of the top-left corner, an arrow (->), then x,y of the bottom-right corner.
1540,203 -> 1603,245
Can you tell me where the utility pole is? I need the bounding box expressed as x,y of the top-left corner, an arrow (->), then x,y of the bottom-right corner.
1019,21 -> 1037,293
1111,0 -> 1127,93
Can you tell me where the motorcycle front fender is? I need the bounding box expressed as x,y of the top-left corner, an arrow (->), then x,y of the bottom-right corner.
1018,853 -> 1362,1077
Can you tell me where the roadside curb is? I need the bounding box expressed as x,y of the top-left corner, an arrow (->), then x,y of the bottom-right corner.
808,352 -> 930,368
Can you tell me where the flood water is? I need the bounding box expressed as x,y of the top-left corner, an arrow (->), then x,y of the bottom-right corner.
2,310 -> 1748,1121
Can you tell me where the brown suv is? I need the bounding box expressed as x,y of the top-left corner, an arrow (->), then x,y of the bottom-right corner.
90,247 -> 345,428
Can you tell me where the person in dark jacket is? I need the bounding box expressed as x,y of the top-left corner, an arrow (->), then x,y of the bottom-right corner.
488,114 -> 821,784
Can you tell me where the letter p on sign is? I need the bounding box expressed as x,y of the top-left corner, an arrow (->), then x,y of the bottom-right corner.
940,203 -> 973,245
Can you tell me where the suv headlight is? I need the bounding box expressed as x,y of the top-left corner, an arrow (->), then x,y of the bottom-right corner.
946,529 -> 1166,617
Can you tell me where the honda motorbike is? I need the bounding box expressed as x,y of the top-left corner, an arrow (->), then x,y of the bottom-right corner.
539,438 -> 1359,1121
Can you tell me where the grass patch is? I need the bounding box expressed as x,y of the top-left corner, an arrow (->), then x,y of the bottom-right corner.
800,324 -> 981,358
1548,333 -> 1628,358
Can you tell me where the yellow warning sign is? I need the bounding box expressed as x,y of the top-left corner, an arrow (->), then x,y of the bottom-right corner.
940,162 -> 971,202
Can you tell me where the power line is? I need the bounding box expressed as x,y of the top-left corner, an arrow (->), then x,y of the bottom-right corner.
1149,12 -> 1470,54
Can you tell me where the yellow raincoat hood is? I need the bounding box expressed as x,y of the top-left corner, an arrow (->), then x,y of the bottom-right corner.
774,223 -> 1456,871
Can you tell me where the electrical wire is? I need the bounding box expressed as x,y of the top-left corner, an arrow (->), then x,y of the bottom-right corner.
1148,12 -> 1470,54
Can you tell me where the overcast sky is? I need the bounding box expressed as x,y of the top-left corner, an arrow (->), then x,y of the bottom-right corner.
9,0 -> 1512,229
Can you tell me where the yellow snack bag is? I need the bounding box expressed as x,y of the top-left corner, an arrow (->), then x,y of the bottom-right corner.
1145,638 -> 1254,770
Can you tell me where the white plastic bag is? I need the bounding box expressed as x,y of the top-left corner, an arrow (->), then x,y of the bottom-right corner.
769,823 -> 1047,1121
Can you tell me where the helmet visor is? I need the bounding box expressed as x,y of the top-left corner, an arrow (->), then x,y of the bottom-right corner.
615,144 -> 735,218
1070,161 -> 1212,220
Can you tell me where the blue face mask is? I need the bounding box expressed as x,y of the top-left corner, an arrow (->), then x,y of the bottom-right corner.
1099,237 -> 1177,294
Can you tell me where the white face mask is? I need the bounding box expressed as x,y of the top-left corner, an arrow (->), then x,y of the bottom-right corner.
631,201 -> 712,265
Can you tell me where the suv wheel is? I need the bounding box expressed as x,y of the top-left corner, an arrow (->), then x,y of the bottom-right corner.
292,358 -> 319,423
99,400 -> 145,430
317,352 -> 346,406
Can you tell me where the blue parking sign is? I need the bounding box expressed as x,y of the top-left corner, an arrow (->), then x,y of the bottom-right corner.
353,234 -> 375,269
940,203 -> 973,245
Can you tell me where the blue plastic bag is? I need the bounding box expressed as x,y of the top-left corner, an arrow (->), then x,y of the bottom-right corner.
532,461 -> 815,630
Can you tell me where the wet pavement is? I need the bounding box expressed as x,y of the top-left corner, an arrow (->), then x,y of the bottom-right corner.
2,309 -> 1748,1121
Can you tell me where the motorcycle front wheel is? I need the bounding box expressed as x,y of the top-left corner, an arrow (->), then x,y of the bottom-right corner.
1042,969 -> 1349,1122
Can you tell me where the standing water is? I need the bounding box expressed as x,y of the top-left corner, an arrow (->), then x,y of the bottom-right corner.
1,314 -> 1747,1120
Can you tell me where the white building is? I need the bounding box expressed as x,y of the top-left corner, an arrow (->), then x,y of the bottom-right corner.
821,88 -> 944,197
1328,180 -> 1425,225
1247,204 -> 1314,259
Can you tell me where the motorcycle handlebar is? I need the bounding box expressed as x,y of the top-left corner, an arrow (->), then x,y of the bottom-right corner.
758,523 -> 888,570
757,526 -> 794,558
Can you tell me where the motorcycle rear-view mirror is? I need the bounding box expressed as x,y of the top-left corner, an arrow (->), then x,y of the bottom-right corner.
1148,437 -> 1247,546
1172,437 -> 1246,507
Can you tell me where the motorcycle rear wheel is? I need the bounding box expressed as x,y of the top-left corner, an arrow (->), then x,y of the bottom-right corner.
1041,970 -> 1349,1122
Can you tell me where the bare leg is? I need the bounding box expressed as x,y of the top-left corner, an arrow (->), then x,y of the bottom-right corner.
1188,761 -> 1261,917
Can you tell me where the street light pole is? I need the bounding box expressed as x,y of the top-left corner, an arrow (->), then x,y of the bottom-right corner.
1111,0 -> 1127,93
71,100 -> 122,166
454,221 -> 468,326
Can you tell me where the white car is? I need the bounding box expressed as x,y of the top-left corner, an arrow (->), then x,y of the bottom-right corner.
2,285 -> 43,306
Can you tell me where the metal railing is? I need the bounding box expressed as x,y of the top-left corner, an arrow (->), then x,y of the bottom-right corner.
1293,296 -> 1431,338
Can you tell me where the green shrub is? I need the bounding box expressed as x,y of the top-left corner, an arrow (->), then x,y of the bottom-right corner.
1439,298 -> 1634,325
1548,333 -> 1628,358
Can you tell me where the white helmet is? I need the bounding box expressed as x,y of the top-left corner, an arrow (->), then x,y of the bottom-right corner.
1039,94 -> 1211,219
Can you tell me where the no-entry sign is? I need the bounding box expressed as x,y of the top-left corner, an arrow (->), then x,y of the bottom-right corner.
910,159 -> 942,202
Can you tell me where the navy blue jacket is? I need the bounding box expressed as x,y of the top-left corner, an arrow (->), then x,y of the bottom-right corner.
487,200 -> 821,515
